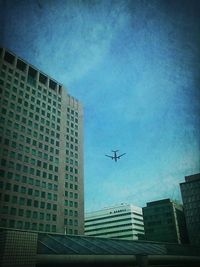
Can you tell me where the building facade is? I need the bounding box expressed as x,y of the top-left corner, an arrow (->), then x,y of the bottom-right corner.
143,199 -> 188,244
0,47 -> 84,235
180,173 -> 200,245
85,204 -> 145,240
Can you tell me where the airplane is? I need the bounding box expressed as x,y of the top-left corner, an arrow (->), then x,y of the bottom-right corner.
105,150 -> 126,162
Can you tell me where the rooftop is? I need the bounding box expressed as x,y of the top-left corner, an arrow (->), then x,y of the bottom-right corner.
1,229 -> 200,266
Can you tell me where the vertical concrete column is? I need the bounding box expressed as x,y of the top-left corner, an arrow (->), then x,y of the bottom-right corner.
136,254 -> 148,267
47,76 -> 50,89
0,47 -> 4,59
36,69 -> 39,86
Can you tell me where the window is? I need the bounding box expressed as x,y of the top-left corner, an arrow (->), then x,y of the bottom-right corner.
16,163 -> 21,171
69,210 -> 73,216
23,166 -> 28,173
24,101 -> 29,107
47,203 -> 51,210
2,206 -> 9,214
27,199 -> 32,206
42,172 -> 47,179
39,224 -> 44,231
14,174 -> 20,181
10,151 -> 15,159
46,214 -> 51,221
7,172 -> 13,179
32,223 -> 37,230
35,179 -> 40,186
49,164 -> 53,171
10,207 -> 16,215
30,168 -> 35,175
26,137 -> 31,144
0,169 -> 5,178
22,176 -> 27,183
37,160 -> 42,167
12,196 -> 18,204
4,194 -> 10,202
19,197 -> 25,205
9,220 -> 15,228
45,224 -> 50,232
48,183 -> 52,190
18,209 -> 24,216
64,209 -> 68,215
25,147 -> 30,153
52,225 -> 56,232
1,159 -> 7,167
25,222 -> 30,229
33,211 -> 38,219
0,219 -> 7,227
13,185 -> 19,192
22,117 -> 26,124
21,186 -> 26,194
47,193 -> 52,200
26,210 -> 31,218
17,154 -> 22,161
40,213 -> 44,220
28,188 -> 33,195
40,202 -> 45,209
43,162 -> 47,169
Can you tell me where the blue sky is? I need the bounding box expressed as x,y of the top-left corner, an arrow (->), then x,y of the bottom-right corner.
1,0 -> 200,211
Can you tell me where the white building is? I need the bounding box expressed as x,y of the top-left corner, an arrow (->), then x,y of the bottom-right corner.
85,204 -> 144,240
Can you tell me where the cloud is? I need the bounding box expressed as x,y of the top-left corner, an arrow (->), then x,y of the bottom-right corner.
26,0 -> 133,86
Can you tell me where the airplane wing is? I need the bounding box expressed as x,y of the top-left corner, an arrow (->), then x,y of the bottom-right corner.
105,155 -> 113,159
118,153 -> 126,158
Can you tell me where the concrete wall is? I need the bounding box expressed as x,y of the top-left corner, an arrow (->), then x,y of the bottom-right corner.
0,229 -> 37,267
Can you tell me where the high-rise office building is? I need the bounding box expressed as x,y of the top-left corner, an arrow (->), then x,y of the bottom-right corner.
143,198 -> 188,244
85,204 -> 145,240
180,173 -> 200,245
0,47 -> 84,234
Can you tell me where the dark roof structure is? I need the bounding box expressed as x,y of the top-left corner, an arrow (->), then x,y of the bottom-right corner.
37,233 -> 200,267
38,233 -> 167,255
1,228 -> 200,267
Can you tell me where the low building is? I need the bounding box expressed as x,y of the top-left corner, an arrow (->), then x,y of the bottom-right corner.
84,203 -> 144,240
180,173 -> 200,245
143,198 -> 188,244
1,228 -> 200,267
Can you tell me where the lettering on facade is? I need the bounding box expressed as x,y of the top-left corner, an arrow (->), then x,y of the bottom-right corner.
110,209 -> 127,214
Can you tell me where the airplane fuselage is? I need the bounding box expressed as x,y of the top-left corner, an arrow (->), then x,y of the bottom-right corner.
105,150 -> 126,162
